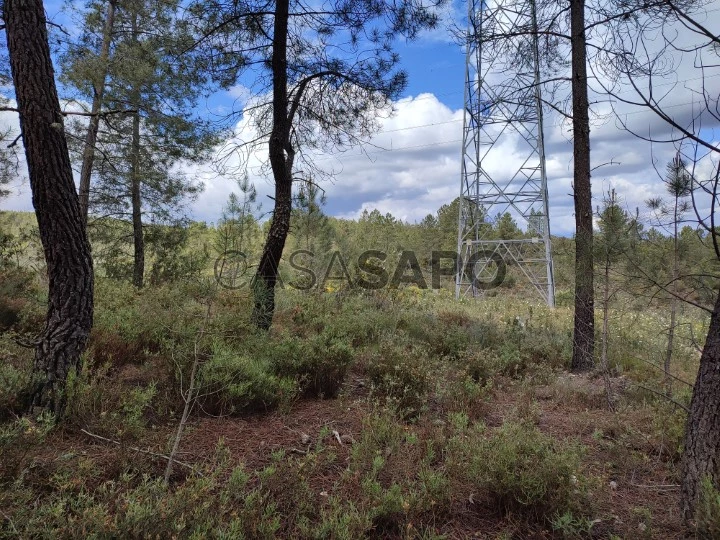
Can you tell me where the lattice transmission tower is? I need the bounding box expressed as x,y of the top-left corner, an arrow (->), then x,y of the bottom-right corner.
455,0 -> 555,306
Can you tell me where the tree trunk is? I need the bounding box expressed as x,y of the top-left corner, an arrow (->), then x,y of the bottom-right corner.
681,287 -> 720,523
665,211 -> 680,394
78,0 -> 116,225
570,0 -> 594,372
601,251 -> 614,410
130,109 -> 144,288
130,10 -> 144,288
251,0 -> 292,330
4,0 -> 94,414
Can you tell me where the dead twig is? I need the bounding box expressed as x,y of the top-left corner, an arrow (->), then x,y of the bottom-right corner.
164,299 -> 213,484
628,482 -> 680,490
80,428 -> 203,477
633,383 -> 690,412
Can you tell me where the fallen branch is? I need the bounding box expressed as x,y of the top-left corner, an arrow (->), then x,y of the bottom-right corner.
80,428 -> 203,477
633,383 -> 690,412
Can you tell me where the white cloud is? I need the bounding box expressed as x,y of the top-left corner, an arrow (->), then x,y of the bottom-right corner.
3,86 -> 717,237
4,14 -> 720,240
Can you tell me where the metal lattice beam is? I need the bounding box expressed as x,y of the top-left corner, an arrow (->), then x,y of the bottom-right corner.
455,0 -> 555,306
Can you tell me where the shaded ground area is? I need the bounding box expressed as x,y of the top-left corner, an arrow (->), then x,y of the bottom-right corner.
20,370 -> 683,539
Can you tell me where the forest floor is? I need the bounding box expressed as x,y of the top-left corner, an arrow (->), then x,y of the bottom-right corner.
9,366 -> 689,538
0,280 -> 702,538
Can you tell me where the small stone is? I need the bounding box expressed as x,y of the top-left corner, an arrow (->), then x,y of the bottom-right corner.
301,433 -> 311,445
609,480 -> 618,490
320,490 -> 328,497
638,523 -> 647,533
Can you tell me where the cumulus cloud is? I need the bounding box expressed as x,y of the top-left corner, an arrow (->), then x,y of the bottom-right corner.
3,85 -> 717,237
2,0 -> 719,239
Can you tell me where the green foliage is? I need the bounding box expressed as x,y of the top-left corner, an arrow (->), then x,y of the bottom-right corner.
146,225 -> 208,285
698,476 -> 720,538
551,510 -> 597,537
0,412 -> 55,480
0,266 -> 36,332
65,362 -> 156,440
214,175 -> 261,262
266,331 -> 355,398
0,359 -> 30,416
396,309 -> 499,360
199,343 -> 298,414
0,229 -> 22,267
447,421 -> 584,523
365,338 -> 433,416
595,188 -> 637,266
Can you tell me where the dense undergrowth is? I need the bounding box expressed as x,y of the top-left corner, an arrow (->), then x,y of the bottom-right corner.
0,263 -> 708,537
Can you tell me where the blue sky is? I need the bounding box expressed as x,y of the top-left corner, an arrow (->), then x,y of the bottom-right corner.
1,0 -> 719,237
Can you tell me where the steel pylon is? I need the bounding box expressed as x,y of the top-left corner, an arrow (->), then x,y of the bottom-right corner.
455,0 -> 555,306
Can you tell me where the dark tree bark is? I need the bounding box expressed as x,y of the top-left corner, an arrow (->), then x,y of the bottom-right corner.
129,9 -> 144,288
570,0 -> 594,371
251,0 -> 294,330
4,0 -> 94,414
681,274 -> 720,522
131,109 -> 144,288
78,0 -> 116,225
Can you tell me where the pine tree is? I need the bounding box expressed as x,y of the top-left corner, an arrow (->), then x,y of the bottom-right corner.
215,176 -> 261,257
213,176 -> 261,289
187,0 -> 442,328
3,0 -> 94,413
646,154 -> 693,392
594,188 -> 636,409
62,0 -> 221,287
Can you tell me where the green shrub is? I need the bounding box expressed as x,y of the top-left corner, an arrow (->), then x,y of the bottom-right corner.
0,412 -> 55,480
364,339 -> 433,417
448,421 -> 584,523
324,299 -> 395,347
65,364 -> 157,440
457,348 -> 494,384
265,331 -> 354,398
0,267 -> 38,333
0,339 -> 32,417
199,343 -> 297,414
92,280 -> 209,365
311,497 -> 373,539
551,510 -> 596,537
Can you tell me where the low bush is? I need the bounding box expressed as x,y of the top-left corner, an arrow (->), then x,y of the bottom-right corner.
0,267 -> 41,334
65,363 -> 157,440
0,412 -> 55,482
266,331 -> 355,398
447,420 -> 584,523
364,338 -> 433,417
0,339 -> 32,417
199,343 -> 298,414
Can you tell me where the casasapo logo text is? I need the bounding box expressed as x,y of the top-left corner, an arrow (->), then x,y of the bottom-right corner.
214,250 -> 507,290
